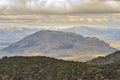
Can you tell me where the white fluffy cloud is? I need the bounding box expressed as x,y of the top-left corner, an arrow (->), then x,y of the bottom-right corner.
0,0 -> 120,14
0,0 -> 83,9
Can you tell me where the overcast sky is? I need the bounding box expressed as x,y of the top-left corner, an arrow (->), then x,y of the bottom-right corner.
0,0 -> 120,29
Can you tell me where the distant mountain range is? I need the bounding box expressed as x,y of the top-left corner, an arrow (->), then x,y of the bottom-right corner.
0,28 -> 39,50
2,30 -> 116,61
88,51 -> 120,64
61,26 -> 120,49
0,26 -> 120,50
62,26 -> 120,41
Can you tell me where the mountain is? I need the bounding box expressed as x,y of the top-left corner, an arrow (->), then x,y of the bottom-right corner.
0,28 -> 39,50
0,56 -> 119,80
61,26 -> 120,49
88,51 -> 120,64
2,30 -> 116,61
1,26 -> 119,50
62,26 -> 120,41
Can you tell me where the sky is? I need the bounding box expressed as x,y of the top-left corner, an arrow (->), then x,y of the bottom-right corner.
0,0 -> 120,30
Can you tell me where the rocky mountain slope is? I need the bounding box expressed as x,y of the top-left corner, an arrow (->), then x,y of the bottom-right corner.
61,26 -> 120,49
2,30 -> 116,61
0,28 -> 39,50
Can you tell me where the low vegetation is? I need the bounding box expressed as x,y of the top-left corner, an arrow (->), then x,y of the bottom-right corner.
0,56 -> 119,80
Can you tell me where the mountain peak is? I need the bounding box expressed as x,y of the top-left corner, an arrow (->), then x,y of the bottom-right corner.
2,30 -> 116,61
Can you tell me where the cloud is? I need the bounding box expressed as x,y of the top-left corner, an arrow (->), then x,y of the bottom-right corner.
0,13 -> 120,30
0,0 -> 120,15
0,0 -> 120,30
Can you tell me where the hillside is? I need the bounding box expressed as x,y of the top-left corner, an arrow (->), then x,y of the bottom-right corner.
0,56 -> 119,80
88,51 -> 120,64
62,27 -> 120,49
2,30 -> 116,61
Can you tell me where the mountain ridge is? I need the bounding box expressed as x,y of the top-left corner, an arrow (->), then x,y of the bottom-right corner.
2,30 -> 116,61
88,51 -> 120,64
